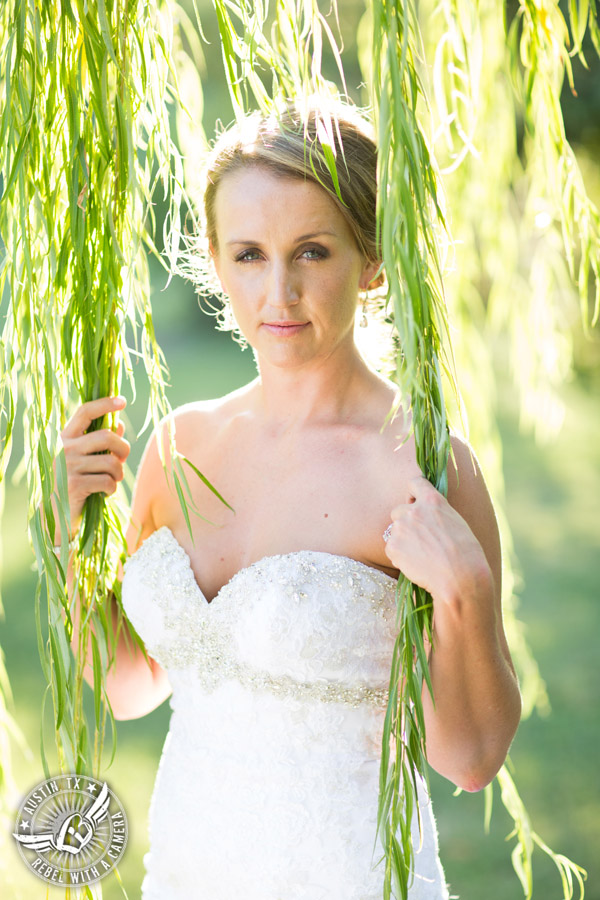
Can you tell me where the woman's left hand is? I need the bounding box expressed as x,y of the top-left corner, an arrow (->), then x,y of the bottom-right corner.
383,444 -> 521,792
383,474 -> 493,606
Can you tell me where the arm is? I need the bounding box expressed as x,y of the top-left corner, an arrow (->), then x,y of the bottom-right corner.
58,397 -> 172,720
384,435 -> 522,792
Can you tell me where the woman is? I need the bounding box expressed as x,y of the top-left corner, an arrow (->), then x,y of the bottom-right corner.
59,99 -> 521,898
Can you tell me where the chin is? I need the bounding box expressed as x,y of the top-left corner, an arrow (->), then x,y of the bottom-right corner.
261,352 -> 314,369
250,338 -> 312,367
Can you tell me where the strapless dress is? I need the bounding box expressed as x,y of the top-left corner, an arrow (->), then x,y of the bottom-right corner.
121,526 -> 449,899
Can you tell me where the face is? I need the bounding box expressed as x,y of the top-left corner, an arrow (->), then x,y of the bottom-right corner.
210,167 -> 380,369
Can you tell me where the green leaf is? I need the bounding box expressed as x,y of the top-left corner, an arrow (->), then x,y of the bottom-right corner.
49,627 -> 66,731
180,454 -> 235,512
97,0 -> 119,67
91,631 -> 102,727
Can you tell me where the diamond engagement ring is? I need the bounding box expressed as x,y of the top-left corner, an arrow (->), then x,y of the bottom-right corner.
382,524 -> 392,543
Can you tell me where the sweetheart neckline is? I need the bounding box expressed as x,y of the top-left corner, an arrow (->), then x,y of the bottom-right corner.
132,525 -> 400,607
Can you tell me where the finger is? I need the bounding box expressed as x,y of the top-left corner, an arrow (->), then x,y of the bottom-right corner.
62,396 -> 126,439
407,474 -> 439,502
78,474 -> 119,497
72,454 -> 125,481
390,505 -> 404,522
389,477 -> 431,518
390,500 -> 416,521
67,429 -> 130,460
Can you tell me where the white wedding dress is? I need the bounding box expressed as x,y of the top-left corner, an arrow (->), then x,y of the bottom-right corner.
122,526 -> 449,899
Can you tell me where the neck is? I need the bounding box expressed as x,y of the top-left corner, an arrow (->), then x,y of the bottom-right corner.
250,339 -> 376,429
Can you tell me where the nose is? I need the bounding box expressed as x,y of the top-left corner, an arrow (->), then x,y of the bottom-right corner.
266,261 -> 299,308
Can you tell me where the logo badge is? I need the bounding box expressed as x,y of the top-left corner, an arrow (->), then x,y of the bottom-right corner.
12,774 -> 128,886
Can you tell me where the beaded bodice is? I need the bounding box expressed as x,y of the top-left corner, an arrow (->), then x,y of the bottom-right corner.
122,526 -> 400,709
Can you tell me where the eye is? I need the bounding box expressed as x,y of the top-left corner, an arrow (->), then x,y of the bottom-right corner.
300,246 -> 328,261
235,249 -> 262,263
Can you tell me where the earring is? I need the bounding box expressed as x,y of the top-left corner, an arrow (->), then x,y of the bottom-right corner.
359,295 -> 368,328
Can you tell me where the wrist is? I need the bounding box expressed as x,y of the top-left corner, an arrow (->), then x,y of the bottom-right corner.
433,558 -> 496,627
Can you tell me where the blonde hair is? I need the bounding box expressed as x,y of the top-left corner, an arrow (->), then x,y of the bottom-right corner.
178,97 -> 383,340
205,99 -> 379,260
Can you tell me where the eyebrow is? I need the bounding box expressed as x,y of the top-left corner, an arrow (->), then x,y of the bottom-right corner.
226,231 -> 337,246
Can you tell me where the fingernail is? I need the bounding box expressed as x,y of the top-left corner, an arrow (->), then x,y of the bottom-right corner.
113,396 -> 126,407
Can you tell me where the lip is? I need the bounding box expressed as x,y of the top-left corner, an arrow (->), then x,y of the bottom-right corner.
262,321 -> 310,336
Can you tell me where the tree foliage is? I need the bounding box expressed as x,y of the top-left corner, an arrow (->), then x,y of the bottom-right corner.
0,1 -> 190,891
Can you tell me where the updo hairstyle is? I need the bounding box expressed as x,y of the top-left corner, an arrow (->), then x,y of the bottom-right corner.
179,96 -> 384,339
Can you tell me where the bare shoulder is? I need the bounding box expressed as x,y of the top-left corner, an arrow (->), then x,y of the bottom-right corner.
146,380 -> 258,458
367,374 -> 412,442
446,432 -> 492,513
126,381 -> 257,551
163,380 -> 258,447
446,431 -> 502,594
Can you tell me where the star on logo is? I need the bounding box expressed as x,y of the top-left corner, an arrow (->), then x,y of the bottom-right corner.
87,783 -> 98,794
19,820 -> 30,830
14,782 -> 110,855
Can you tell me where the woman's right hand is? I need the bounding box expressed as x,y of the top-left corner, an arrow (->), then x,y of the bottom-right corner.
58,396 -> 131,539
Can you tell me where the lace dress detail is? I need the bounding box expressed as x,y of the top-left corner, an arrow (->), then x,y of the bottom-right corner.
122,527 -> 449,900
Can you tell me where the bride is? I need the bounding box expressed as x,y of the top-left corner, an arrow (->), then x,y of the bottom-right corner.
58,99 -> 521,898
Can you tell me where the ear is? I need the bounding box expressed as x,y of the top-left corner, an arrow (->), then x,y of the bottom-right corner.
208,240 -> 226,289
359,260 -> 385,291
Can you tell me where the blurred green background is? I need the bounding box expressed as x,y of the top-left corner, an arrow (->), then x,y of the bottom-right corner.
1,0 -> 600,897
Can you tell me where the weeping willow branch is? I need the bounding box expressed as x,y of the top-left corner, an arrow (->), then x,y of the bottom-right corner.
212,0 -> 346,117
365,2 -> 460,896
423,0 -> 554,701
428,0 -> 599,437
511,0 -> 600,331
417,0 -> 592,892
0,2 -> 201,876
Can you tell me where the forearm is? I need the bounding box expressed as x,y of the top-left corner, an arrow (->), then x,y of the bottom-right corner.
422,572 -> 522,792
49,397 -> 167,718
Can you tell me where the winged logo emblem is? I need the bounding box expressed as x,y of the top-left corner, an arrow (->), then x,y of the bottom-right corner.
13,781 -> 110,856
